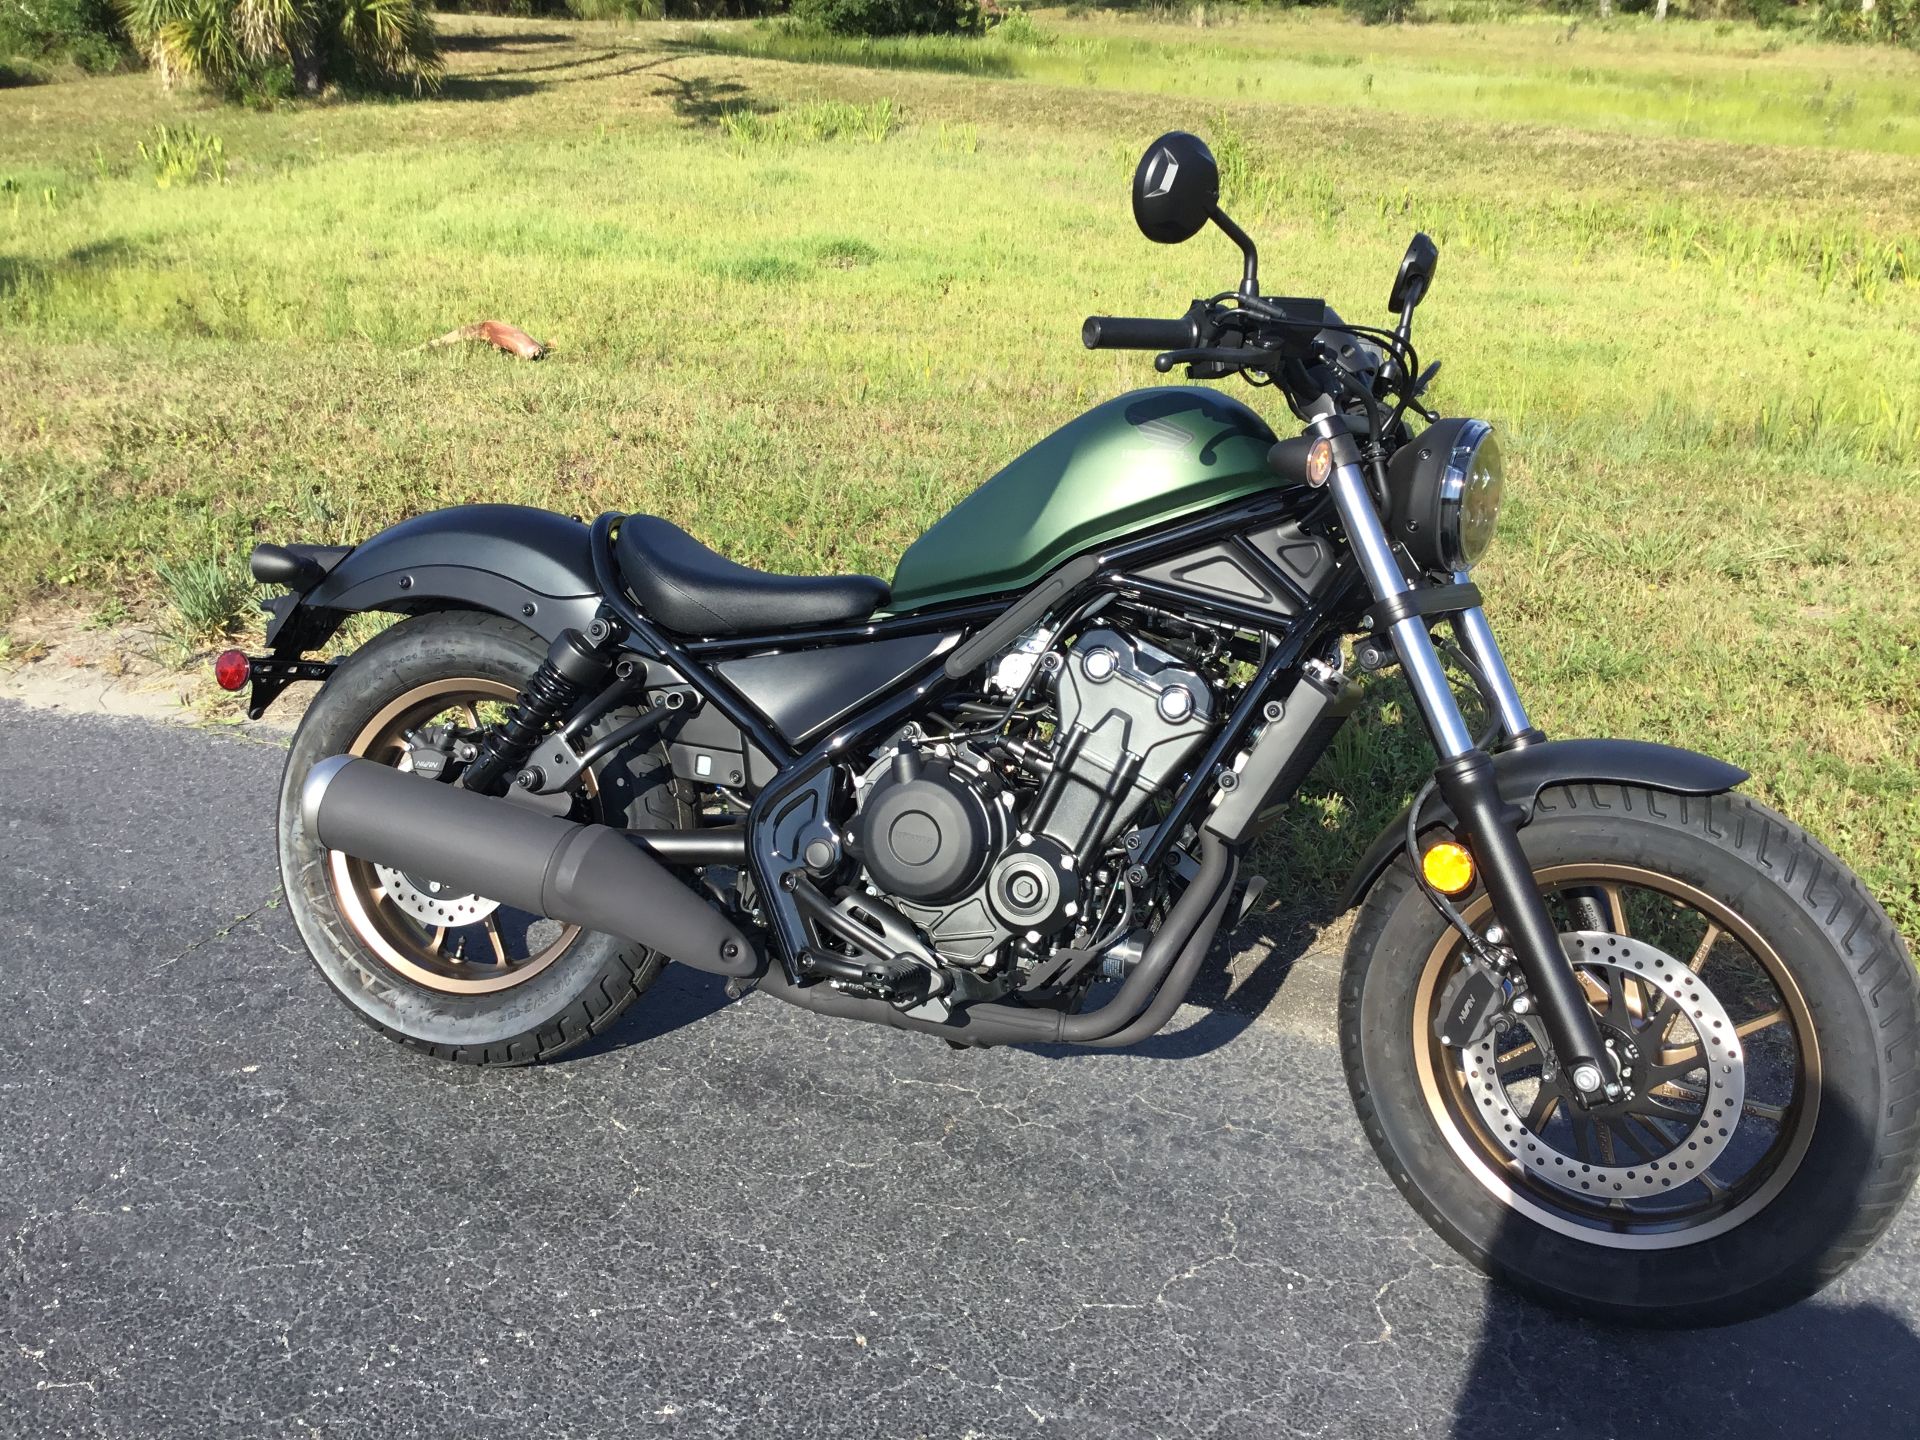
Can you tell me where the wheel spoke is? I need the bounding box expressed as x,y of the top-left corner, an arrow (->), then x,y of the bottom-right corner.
1742,1098 -> 1789,1124
1608,1119 -> 1660,1162
1602,966 -> 1629,1024
1524,1088 -> 1561,1132
464,703 -> 484,730
484,914 -> 510,966
1627,1094 -> 1699,1125
1688,922 -> 1723,974
1734,1006 -> 1789,1040
1639,988 -> 1677,1039
1597,882 -> 1631,937
1497,1038 -> 1540,1071
1631,1111 -> 1686,1148
1650,1079 -> 1706,1103
1567,1112 -> 1596,1165
1651,1044 -> 1704,1084
429,926 -> 446,954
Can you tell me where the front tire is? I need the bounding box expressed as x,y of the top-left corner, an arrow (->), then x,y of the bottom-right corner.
277,611 -> 690,1066
1343,782 -> 1920,1326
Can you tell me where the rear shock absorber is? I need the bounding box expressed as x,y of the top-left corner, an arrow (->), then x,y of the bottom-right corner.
460,617 -> 622,796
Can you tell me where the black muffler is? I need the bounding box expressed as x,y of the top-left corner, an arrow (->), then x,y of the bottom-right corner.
300,756 -> 758,978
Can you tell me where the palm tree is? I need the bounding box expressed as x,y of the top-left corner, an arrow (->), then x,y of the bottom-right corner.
117,0 -> 441,96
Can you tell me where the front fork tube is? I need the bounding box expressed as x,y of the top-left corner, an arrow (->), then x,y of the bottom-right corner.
1314,419 -> 1613,1101
1449,570 -> 1542,748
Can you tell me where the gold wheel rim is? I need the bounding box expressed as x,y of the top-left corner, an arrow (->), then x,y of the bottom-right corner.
1413,862 -> 1820,1250
326,677 -> 585,997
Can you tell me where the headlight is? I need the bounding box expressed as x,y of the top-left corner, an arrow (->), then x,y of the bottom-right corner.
1387,417 -> 1505,575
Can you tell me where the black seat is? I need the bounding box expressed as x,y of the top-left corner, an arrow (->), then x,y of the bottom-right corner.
614,514 -> 890,636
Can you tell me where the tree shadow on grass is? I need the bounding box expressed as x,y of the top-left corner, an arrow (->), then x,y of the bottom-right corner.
654,70 -> 769,124
656,32 -> 1019,82
1,238 -> 144,302
438,28 -> 577,54
436,73 -> 549,102
436,49 -> 682,101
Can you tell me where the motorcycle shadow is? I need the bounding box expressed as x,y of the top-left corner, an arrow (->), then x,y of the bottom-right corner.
1456,1093 -> 1920,1433
557,962 -> 739,1064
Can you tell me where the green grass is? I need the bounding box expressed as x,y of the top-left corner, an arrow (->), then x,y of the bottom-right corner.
0,10 -> 1916,936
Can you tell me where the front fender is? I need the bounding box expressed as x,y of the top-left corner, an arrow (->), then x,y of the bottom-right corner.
1340,738 -> 1748,910
276,504 -> 603,647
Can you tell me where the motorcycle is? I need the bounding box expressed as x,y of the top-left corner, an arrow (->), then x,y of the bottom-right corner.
221,132 -> 1919,1326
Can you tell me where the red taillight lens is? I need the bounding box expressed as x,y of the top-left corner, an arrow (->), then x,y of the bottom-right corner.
213,649 -> 252,691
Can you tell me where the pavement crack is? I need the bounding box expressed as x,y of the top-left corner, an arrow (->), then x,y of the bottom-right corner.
152,889 -> 285,971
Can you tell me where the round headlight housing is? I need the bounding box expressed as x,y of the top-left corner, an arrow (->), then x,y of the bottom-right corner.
1387,417 -> 1505,575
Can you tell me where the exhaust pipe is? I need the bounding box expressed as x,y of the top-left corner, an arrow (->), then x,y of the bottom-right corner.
757,834 -> 1238,1048
301,756 -> 758,978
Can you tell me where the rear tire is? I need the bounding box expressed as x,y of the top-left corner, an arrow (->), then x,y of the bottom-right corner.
277,611 -> 690,1066
1342,783 -> 1920,1326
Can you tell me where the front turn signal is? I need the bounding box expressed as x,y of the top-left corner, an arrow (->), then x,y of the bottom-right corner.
1306,437 -> 1333,487
1422,841 -> 1475,896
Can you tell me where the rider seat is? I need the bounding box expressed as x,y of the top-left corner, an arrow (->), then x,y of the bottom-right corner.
614,514 -> 890,637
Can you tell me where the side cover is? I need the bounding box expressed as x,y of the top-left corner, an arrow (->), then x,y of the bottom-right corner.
276,504 -> 603,648
889,387 -> 1279,612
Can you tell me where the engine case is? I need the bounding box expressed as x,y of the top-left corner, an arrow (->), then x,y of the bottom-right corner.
1031,627 -> 1213,859
852,751 -> 1010,905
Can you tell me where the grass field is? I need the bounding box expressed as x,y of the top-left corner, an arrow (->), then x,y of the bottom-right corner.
1,8 -> 1916,935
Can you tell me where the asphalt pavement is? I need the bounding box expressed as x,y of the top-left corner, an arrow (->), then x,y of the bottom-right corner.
4,700 -> 1920,1438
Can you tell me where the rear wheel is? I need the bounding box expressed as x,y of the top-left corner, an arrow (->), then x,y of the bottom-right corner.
1343,782 -> 1920,1326
277,611 -> 690,1065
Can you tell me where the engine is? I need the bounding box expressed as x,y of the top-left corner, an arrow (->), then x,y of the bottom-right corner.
843,625 -> 1214,980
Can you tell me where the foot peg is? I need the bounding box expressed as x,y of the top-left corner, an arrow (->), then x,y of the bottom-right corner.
802,949 -> 938,1008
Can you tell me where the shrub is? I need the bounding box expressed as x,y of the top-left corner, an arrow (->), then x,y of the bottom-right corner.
136,122 -> 227,185
0,0 -> 131,78
1816,0 -> 1919,46
156,554 -> 254,642
116,0 -> 442,96
991,4 -> 1052,43
1339,0 -> 1411,22
791,0 -> 982,37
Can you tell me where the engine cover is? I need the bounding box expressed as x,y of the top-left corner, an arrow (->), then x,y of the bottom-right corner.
1029,627 -> 1213,858
852,752 -> 1006,905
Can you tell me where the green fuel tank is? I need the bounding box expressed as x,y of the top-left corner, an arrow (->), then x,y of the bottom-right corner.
888,387 -> 1280,612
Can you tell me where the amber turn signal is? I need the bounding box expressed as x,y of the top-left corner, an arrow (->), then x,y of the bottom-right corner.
1306,438 -> 1334,487
1421,841 -> 1475,896
213,649 -> 252,692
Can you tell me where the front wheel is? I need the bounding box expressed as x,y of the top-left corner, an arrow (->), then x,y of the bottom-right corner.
1343,782 -> 1920,1326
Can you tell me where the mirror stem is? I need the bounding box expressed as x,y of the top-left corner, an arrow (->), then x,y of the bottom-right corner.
1210,207 -> 1259,297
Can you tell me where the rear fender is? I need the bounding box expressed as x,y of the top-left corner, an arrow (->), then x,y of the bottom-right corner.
1340,738 -> 1748,910
261,504 -> 604,651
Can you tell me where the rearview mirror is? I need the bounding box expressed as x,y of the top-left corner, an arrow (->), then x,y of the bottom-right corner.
1132,132 -> 1219,246
1389,232 -> 1439,315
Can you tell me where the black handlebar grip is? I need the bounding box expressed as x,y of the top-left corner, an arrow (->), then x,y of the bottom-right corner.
1081,315 -> 1198,351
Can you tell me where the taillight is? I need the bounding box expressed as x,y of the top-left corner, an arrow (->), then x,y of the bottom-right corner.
213,650 -> 252,691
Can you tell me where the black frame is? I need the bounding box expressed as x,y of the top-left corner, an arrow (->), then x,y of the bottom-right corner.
577,492 -> 1365,986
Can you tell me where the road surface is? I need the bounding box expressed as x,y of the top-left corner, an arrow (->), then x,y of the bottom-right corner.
4,702 -> 1918,1437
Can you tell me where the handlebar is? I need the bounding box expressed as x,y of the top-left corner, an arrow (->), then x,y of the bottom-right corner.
1081,315 -> 1198,351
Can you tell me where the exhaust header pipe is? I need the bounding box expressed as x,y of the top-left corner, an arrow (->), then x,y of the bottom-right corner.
301,756 -> 758,978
